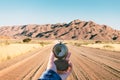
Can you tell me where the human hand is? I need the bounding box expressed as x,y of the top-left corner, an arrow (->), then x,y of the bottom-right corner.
47,52 -> 72,80
47,52 -> 57,72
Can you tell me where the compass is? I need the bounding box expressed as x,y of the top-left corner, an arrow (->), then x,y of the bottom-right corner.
53,42 -> 69,71
53,42 -> 68,59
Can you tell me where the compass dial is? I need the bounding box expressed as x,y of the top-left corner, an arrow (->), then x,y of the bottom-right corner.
53,43 -> 68,59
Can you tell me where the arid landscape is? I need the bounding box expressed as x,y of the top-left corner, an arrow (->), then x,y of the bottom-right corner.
0,40 -> 120,80
0,0 -> 120,79
0,20 -> 120,80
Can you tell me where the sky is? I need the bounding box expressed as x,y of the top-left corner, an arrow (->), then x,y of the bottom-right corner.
0,0 -> 120,30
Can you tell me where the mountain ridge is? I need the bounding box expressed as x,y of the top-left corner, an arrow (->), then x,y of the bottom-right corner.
0,19 -> 120,41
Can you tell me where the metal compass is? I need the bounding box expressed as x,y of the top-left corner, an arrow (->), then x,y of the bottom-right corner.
53,40 -> 69,71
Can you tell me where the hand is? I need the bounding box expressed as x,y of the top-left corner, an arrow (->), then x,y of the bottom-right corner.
47,52 -> 72,80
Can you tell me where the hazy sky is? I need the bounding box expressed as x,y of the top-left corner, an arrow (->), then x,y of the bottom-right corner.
0,0 -> 120,30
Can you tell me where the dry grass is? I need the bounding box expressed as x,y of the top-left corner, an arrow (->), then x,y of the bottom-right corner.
0,39 -> 119,62
0,43 -> 42,62
65,40 -> 94,46
65,40 -> 120,52
0,39 -> 53,62
82,43 -> 120,52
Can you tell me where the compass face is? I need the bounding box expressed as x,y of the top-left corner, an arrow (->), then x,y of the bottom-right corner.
53,43 -> 68,59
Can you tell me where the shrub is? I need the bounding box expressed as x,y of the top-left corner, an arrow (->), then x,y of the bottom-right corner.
5,40 -> 10,45
95,40 -> 102,43
7,56 -> 11,60
74,43 -> 81,47
23,38 -> 31,43
39,42 -> 44,46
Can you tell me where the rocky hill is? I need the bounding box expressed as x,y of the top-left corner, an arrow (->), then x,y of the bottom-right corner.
0,19 -> 120,41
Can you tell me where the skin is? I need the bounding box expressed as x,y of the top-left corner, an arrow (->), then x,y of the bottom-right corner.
47,52 -> 72,80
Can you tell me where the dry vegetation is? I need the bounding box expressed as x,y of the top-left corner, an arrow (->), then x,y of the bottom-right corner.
0,39 -> 52,62
83,43 -> 120,52
67,40 -> 120,52
0,39 -> 119,61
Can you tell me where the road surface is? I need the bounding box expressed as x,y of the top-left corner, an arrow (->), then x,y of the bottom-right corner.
0,44 -> 120,80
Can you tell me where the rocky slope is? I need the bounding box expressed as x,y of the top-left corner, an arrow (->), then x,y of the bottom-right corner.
0,19 -> 120,41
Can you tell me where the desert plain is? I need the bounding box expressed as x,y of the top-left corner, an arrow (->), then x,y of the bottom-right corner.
0,40 -> 120,80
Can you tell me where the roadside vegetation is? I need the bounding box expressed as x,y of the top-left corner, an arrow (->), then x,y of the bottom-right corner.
0,39 -> 52,62
67,40 -> 120,52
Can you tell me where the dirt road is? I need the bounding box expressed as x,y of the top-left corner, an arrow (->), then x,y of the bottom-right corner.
0,44 -> 120,80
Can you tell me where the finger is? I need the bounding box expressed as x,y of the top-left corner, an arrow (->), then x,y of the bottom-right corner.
49,52 -> 55,64
67,61 -> 72,73
66,52 -> 71,61
64,61 -> 72,76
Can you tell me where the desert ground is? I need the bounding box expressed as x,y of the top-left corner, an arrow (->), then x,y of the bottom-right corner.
0,40 -> 120,80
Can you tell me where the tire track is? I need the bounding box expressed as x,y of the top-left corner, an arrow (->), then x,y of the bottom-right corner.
68,45 -> 120,80
79,48 -> 120,78
0,45 -> 51,80
70,49 -> 101,80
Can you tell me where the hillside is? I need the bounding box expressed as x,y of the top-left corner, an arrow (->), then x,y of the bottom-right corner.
0,19 -> 120,41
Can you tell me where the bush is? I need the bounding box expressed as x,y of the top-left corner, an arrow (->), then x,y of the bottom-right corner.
95,40 -> 102,43
74,43 -> 81,47
23,38 -> 31,43
5,40 -> 10,45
